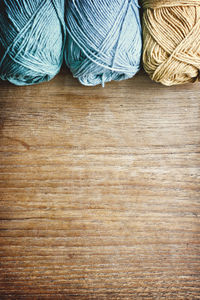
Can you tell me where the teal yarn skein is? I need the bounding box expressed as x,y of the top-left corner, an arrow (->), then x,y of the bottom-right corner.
65,0 -> 142,86
0,0 -> 65,86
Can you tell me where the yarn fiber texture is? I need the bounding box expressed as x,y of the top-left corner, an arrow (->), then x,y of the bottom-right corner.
142,0 -> 200,86
65,0 -> 142,86
0,0 -> 65,86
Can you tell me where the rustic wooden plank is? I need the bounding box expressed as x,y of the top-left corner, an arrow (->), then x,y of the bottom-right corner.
0,70 -> 199,299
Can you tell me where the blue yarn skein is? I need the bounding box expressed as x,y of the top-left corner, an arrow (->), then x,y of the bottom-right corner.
65,0 -> 142,86
0,0 -> 65,86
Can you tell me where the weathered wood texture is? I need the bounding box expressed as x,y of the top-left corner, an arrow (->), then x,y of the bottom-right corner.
0,70 -> 200,299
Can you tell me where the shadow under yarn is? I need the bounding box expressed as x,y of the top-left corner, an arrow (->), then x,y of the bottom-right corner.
142,0 -> 200,86
0,0 -> 65,86
65,0 -> 142,86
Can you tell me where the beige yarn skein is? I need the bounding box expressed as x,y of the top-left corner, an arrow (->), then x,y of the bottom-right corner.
142,0 -> 200,86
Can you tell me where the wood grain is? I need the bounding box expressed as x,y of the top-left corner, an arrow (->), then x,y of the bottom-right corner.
0,70 -> 199,299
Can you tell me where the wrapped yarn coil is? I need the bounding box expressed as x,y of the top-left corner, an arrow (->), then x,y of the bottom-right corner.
142,0 -> 200,86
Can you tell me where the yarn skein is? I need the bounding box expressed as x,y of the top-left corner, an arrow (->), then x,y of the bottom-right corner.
0,0 -> 65,86
65,0 -> 142,86
142,0 -> 200,86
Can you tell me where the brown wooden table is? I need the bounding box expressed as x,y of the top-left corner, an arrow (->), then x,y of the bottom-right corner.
0,70 -> 199,299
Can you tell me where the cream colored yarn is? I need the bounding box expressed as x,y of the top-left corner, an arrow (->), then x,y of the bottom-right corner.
142,0 -> 200,86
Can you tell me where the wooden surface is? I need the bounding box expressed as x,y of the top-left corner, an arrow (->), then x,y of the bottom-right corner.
0,70 -> 200,299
